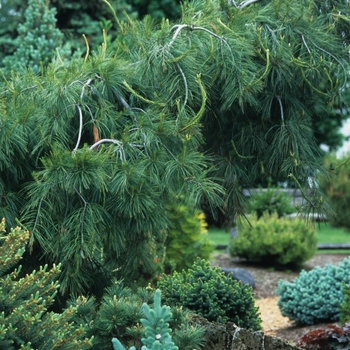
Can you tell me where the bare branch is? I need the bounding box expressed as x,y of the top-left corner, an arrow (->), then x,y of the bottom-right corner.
73,104 -> 83,153
276,95 -> 285,126
228,0 -> 260,9
89,138 -> 123,150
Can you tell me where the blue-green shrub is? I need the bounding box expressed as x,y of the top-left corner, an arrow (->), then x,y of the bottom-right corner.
277,257 -> 350,325
111,290 -> 179,350
229,212 -> 317,266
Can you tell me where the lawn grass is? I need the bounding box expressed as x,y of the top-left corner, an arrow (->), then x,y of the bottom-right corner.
208,222 -> 350,254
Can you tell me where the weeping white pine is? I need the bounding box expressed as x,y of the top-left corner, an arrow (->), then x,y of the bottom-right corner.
0,0 -> 348,296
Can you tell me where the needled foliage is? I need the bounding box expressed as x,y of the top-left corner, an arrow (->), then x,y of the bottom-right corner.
0,46 -> 223,296
340,284 -> 350,326
319,153 -> 350,229
247,185 -> 295,219
2,0 -> 70,73
0,0 -> 349,297
0,219 -> 93,349
164,198 -> 214,273
69,283 -> 205,350
111,290 -> 179,350
157,258 -> 262,331
229,212 -> 317,266
277,258 -> 350,325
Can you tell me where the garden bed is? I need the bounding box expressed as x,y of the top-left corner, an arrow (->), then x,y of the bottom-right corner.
211,253 -> 349,345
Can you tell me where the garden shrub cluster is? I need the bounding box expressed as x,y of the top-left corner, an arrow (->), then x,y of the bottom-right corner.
157,258 -> 262,331
277,257 -> 350,325
70,282 -> 205,350
229,212 -> 317,266
0,219 -> 205,350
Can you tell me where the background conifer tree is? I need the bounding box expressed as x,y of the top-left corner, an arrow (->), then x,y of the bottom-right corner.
2,0 -> 70,73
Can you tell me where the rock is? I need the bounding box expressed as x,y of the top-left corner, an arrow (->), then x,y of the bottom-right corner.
190,314 -> 301,350
221,267 -> 255,288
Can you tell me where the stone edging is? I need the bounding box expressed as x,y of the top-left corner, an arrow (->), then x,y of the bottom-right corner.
191,314 -> 301,350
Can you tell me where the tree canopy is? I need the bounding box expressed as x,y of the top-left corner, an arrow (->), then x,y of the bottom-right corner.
0,0 -> 349,296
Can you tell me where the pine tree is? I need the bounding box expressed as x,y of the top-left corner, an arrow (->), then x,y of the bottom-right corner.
0,218 -> 93,349
0,0 -> 348,297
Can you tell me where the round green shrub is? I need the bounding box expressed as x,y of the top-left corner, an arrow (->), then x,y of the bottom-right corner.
157,258 -> 262,331
229,212 -> 317,266
277,257 -> 350,325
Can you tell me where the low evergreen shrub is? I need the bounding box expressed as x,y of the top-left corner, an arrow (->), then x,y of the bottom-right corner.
229,212 -> 317,266
157,258 -> 262,331
69,282 -> 205,350
247,186 -> 295,219
111,289 -> 179,350
0,218 -> 93,349
165,198 -> 214,273
277,257 -> 350,325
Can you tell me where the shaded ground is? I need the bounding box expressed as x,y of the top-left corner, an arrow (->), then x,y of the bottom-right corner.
211,252 -> 349,345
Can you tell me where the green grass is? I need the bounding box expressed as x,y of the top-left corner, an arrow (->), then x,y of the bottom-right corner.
317,223 -> 350,243
208,222 -> 350,254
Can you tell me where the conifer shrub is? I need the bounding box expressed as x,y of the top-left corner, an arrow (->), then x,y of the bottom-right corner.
340,284 -> 350,325
111,289 -> 179,350
0,218 -> 93,349
165,198 -> 214,273
277,258 -> 350,325
247,186 -> 295,219
157,258 -> 262,331
229,212 -> 317,266
2,0 -> 71,73
69,282 -> 205,350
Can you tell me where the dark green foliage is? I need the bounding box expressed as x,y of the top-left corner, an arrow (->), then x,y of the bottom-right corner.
296,323 -> 350,349
129,0 -> 181,21
70,283 -> 205,350
158,258 -> 262,331
247,186 -> 295,219
340,284 -> 350,325
0,219 -> 93,349
319,153 -> 350,229
112,289 -> 179,350
229,212 -> 317,266
277,258 -> 350,325
165,198 -> 214,273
